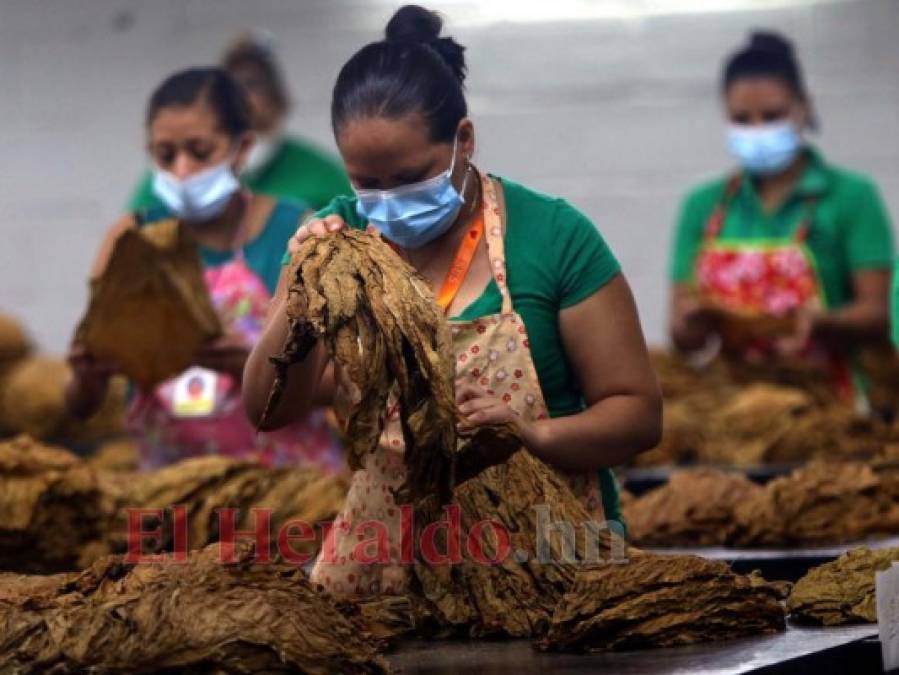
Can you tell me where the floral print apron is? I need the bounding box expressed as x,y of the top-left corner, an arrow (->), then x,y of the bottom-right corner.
311,173 -> 605,597
127,206 -> 345,472
695,176 -> 854,401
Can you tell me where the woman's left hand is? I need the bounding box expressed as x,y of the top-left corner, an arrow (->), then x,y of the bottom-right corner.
455,381 -> 545,451
775,307 -> 819,358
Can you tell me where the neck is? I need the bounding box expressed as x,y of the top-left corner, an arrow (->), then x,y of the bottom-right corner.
756,151 -> 807,198
404,169 -> 481,270
185,193 -> 247,246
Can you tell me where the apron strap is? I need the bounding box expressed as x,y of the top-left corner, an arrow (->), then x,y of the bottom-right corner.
436,209 -> 484,313
703,174 -> 742,241
480,173 -> 514,316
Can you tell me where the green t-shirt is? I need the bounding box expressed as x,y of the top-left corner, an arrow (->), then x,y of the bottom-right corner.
669,147 -> 894,309
129,136 -> 352,213
299,175 -> 625,526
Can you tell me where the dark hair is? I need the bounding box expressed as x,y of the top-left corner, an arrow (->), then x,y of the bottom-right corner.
331,5 -> 468,143
146,67 -> 252,138
722,31 -> 808,100
222,32 -> 290,113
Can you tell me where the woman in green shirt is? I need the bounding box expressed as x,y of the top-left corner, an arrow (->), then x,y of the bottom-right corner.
670,31 -> 893,402
243,5 -> 660,597
129,33 -> 351,212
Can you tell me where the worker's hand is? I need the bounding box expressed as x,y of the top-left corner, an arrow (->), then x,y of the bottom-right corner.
671,293 -> 722,352
774,307 -> 819,358
289,215 -> 380,254
67,342 -> 118,385
195,333 -> 251,378
288,215 -> 349,254
455,381 -> 544,452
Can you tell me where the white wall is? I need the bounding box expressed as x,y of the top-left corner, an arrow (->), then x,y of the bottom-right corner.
1,0 -> 897,351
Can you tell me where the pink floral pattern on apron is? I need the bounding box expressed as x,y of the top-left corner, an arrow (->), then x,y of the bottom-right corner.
311,173 -> 605,597
695,178 -> 854,399
128,237 -> 344,473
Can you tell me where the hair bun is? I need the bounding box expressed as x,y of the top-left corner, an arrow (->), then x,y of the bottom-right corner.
748,30 -> 795,61
385,5 -> 467,84
386,5 -> 442,43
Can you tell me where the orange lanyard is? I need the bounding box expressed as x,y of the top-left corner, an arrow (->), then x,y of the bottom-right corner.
435,211 -> 484,314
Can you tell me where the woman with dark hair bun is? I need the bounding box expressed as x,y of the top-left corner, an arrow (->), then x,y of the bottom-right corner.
669,31 -> 894,404
244,5 -> 661,597
65,67 -> 344,472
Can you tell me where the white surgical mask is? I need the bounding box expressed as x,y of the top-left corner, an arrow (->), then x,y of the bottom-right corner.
354,137 -> 469,249
152,160 -> 240,222
241,134 -> 282,176
726,121 -> 803,176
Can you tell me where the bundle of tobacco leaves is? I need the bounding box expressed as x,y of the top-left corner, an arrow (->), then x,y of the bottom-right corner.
0,312 -> 30,379
106,455 -> 349,561
268,229 -> 517,506
76,219 -> 221,391
86,436 -> 141,473
0,355 -> 128,443
787,547 -> 899,625
410,450 -> 626,639
0,543 -> 389,674
697,383 -> 884,466
624,468 -> 763,547
538,552 -> 787,651
0,436 -> 111,573
728,460 -> 899,546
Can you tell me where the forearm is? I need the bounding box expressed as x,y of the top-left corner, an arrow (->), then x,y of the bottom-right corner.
815,301 -> 889,345
526,393 -> 662,471
242,299 -> 329,429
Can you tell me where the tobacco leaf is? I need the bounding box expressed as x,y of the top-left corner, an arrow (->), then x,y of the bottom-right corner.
0,436 -> 111,574
76,219 -> 221,391
0,312 -> 30,379
0,544 -> 389,674
728,460 -> 899,546
410,450 -> 626,639
538,552 -> 786,651
267,230 -> 509,505
788,546 -> 899,625
0,356 -> 127,443
106,455 -> 349,561
624,468 -> 763,547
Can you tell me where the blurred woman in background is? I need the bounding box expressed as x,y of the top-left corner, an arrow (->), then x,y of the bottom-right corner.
129,33 -> 351,213
66,67 -> 344,471
669,31 -> 894,406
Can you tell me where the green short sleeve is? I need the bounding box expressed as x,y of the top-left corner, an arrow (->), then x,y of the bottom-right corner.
843,179 -> 895,270
127,170 -> 164,212
280,195 -> 365,266
552,201 -> 621,309
669,183 -> 720,284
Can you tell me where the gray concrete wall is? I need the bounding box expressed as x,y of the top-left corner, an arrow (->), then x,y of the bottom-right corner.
1,0 -> 897,352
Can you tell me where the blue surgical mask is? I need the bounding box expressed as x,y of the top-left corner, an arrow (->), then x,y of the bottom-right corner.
354,138 -> 469,249
152,159 -> 240,222
726,121 -> 802,176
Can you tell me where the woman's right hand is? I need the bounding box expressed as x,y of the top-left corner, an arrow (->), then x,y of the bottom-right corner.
67,342 -> 118,386
288,214 -> 350,254
65,342 -> 118,419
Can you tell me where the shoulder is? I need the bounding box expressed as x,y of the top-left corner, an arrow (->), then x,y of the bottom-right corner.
682,176 -> 730,213
498,176 -> 608,249
823,159 -> 884,202
314,195 -> 367,230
